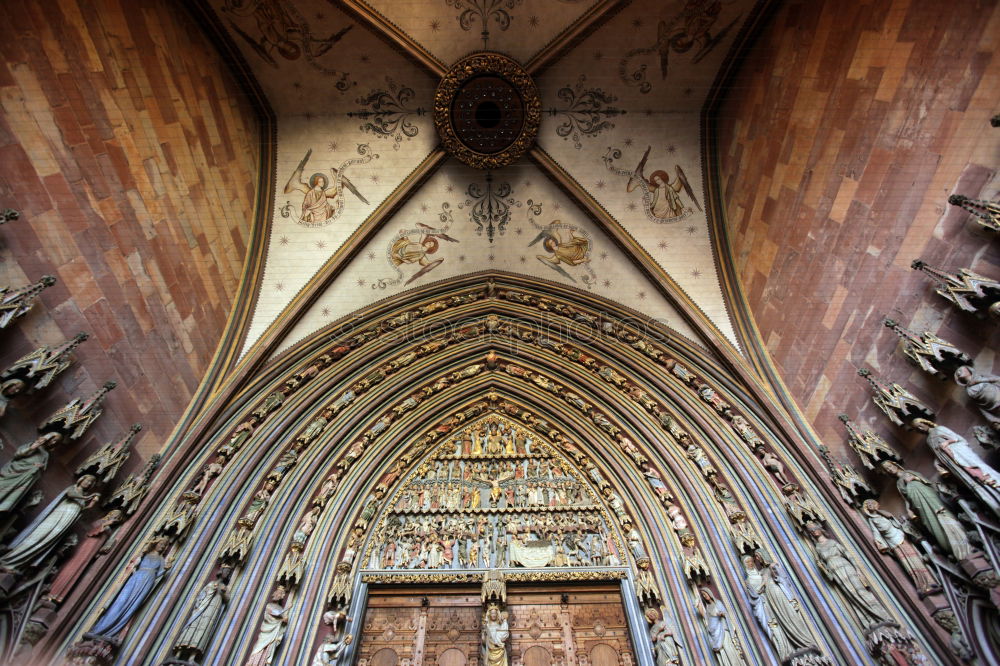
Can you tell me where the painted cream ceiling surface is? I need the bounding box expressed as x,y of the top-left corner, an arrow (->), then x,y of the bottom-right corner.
276,160 -> 701,354
207,0 -> 754,359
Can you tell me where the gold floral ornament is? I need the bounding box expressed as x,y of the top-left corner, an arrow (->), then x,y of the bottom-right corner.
434,52 -> 541,170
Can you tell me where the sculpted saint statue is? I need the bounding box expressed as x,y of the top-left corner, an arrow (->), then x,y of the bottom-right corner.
87,538 -> 170,638
482,604 -> 509,666
742,553 -> 819,661
881,461 -> 972,560
697,588 -> 745,666
914,418 -> 1000,517
0,474 -> 99,573
860,499 -> 939,595
0,432 -> 62,515
646,607 -> 682,665
954,366 -> 1000,431
245,586 -> 289,666
313,633 -> 353,665
807,523 -> 891,630
172,567 -> 232,662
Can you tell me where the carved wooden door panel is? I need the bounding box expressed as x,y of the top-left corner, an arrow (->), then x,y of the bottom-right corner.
506,586 -> 634,666
357,584 -> 633,666
357,587 -> 482,666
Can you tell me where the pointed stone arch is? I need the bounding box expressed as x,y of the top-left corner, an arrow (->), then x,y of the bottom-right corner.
56,274 -> 935,666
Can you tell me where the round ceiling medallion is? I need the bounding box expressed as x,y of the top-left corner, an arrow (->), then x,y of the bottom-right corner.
434,52 -> 540,170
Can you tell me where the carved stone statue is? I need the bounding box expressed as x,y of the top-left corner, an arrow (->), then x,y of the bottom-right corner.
0,432 -> 62,516
635,557 -> 660,606
646,607 -> 682,665
0,474 -> 99,574
759,449 -> 791,486
806,523 -> 891,630
313,633 -> 353,665
881,462 -> 972,560
0,275 -> 56,329
245,586 -> 289,666
482,603 -> 509,666
954,366 -> 1000,431
914,419 -> 1000,517
172,566 -> 233,662
697,587 -> 745,666
86,538 -> 170,638
44,508 -> 125,606
742,552 -> 824,662
860,499 -> 939,595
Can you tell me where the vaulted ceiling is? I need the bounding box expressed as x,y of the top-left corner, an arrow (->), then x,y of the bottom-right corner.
200,0 -> 760,364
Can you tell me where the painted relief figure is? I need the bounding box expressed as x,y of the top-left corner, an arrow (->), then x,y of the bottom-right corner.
283,149 -> 371,227
221,0 -> 352,72
620,0 -> 740,93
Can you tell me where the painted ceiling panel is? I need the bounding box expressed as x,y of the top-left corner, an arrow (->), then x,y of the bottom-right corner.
273,158 -> 702,356
204,0 -> 756,360
534,0 -> 753,347
212,0 -> 437,115
241,104 -> 439,354
358,0 -> 603,66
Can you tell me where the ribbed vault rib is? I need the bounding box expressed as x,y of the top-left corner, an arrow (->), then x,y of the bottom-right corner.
335,0 -> 449,76
524,0 -> 630,76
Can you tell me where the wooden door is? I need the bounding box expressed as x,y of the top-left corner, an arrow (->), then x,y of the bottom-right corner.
506,586 -> 634,665
356,586 -> 482,665
356,584 -> 634,665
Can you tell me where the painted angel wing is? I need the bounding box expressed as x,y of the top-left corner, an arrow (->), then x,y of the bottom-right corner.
627,146 -> 652,193
657,20 -> 670,79
527,229 -> 553,247
675,165 -> 702,210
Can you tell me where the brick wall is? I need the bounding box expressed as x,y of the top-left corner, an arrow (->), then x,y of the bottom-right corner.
716,0 -> 1000,486
0,0 -> 260,500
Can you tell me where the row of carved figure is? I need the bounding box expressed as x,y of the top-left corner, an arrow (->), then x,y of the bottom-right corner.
485,305 -> 927,666
0,258 -> 165,659
67,289 -> 494,665
822,197 -> 1000,661
54,278 -> 936,665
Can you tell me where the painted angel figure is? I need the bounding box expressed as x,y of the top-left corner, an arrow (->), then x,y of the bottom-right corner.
628,146 -> 702,221
389,224 -> 459,286
283,149 -> 369,226
222,0 -> 352,68
529,223 -> 593,284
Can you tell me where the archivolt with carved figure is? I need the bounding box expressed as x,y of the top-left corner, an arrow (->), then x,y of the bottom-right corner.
48,276 -> 933,666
